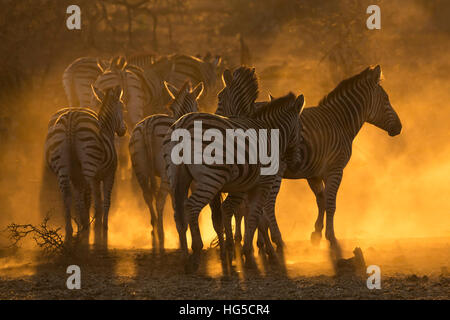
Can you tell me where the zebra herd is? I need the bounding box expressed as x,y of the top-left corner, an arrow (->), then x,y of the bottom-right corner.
43,53 -> 402,273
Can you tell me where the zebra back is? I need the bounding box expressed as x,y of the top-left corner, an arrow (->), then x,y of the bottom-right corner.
163,92 -> 304,192
127,52 -> 155,69
62,57 -> 107,107
151,54 -> 221,109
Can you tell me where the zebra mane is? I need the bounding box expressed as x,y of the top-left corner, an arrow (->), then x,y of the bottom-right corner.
253,92 -> 296,117
166,81 -> 200,119
318,65 -> 381,107
217,66 -> 259,117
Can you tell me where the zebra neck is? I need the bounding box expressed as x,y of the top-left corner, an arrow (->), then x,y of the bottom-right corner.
262,110 -> 291,152
321,91 -> 369,140
98,106 -> 115,139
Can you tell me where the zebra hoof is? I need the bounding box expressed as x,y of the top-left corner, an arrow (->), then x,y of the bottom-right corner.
310,231 -> 322,246
184,255 -> 200,274
244,255 -> 258,270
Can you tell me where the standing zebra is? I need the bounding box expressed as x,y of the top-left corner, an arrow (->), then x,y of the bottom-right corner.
215,66 -> 280,261
261,65 -> 402,260
44,86 -> 127,245
129,81 -> 204,253
163,93 -> 305,271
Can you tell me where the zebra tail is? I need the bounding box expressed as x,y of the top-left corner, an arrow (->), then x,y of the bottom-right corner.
62,66 -> 78,107
143,119 -> 157,198
39,160 -> 64,226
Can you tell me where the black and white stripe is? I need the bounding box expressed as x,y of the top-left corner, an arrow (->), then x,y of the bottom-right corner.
150,54 -> 222,111
129,81 -> 203,252
44,86 -> 127,246
62,57 -> 108,108
163,93 -> 304,271
264,65 -> 402,259
215,66 -> 258,118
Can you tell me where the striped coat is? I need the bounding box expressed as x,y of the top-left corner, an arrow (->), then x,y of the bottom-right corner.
264,65 -> 402,260
163,93 -> 304,271
44,86 -> 127,245
129,81 -> 203,252
63,54 -> 222,129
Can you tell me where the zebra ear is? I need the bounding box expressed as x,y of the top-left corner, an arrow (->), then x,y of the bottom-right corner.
294,94 -> 305,115
164,81 -> 178,100
192,82 -> 204,100
97,59 -> 107,73
113,85 -> 122,99
372,65 -> 382,83
117,56 -> 128,70
268,93 -> 274,101
222,69 -> 232,87
91,85 -> 105,102
213,56 -> 222,67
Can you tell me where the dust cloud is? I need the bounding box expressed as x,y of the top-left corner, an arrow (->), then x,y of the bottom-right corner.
0,0 -> 449,276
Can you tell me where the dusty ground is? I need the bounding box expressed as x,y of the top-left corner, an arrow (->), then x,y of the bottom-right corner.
0,238 -> 448,300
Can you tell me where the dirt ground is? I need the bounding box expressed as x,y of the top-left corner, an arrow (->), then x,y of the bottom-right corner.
0,238 -> 448,300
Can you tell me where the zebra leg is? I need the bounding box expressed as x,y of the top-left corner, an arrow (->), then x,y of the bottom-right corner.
184,185 -> 222,273
73,186 -> 89,245
234,202 -> 246,247
89,179 -> 103,248
171,167 -> 192,262
257,215 -> 277,264
82,184 -> 91,244
256,225 -> 265,257
324,171 -> 343,260
136,173 -> 158,250
264,176 -> 285,254
156,180 -> 170,254
308,177 -> 326,246
58,177 -> 73,243
102,173 -> 115,248
210,194 -> 226,265
222,193 -> 246,264
243,181 -> 273,269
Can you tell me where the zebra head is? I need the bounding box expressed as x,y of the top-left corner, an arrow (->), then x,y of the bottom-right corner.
365,65 -> 402,136
216,66 -> 259,117
164,81 -> 203,119
93,56 -> 146,129
255,92 -> 305,172
282,94 -> 305,171
92,85 -> 127,137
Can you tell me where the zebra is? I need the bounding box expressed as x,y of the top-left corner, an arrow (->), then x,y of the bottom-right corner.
43,85 -> 126,246
162,92 -> 305,272
214,66 -> 281,261
129,81 -> 204,253
259,65 -> 402,260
